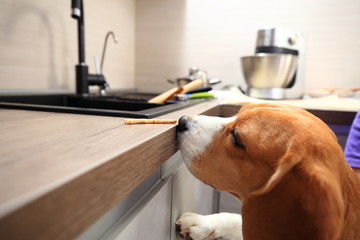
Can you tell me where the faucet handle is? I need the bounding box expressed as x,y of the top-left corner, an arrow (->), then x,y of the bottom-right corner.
93,56 -> 101,74
87,74 -> 110,96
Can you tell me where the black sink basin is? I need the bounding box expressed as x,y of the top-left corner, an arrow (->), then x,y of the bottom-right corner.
0,93 -> 203,118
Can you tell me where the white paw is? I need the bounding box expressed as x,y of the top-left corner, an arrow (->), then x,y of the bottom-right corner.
176,212 -> 243,240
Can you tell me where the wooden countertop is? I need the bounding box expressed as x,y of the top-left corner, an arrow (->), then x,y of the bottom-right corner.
0,98 -> 358,239
0,100 -> 219,240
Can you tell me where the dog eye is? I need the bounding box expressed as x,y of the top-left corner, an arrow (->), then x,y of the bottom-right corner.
231,129 -> 245,149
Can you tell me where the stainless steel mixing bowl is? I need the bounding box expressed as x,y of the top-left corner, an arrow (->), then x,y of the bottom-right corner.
240,53 -> 298,88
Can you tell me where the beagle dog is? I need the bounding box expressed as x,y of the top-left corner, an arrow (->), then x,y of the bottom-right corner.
176,103 -> 360,240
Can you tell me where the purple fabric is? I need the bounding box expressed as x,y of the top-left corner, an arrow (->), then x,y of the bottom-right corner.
345,110 -> 360,168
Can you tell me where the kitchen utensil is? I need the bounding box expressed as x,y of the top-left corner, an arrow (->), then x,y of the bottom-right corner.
147,87 -> 183,104
168,67 -> 221,87
180,79 -> 204,94
148,79 -> 204,104
174,92 -> 215,101
241,53 -> 298,88
187,86 -> 213,94
188,92 -> 215,99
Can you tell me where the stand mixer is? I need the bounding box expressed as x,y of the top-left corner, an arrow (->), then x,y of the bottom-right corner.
241,28 -> 305,99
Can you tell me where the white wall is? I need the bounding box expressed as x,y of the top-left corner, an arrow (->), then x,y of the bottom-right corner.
135,0 -> 360,93
0,0 -> 135,90
0,0 -> 358,94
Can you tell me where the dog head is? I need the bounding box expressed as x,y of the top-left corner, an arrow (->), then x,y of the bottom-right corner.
177,103 -> 341,200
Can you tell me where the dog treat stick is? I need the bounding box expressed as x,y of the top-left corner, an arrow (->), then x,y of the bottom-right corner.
124,119 -> 177,125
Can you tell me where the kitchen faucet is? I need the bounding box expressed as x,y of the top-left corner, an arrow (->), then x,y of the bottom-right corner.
101,31 -> 118,73
71,0 -> 109,95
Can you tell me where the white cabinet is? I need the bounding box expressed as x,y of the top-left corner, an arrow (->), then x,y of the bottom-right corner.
78,152 -> 217,240
171,163 -> 216,240
108,179 -> 172,240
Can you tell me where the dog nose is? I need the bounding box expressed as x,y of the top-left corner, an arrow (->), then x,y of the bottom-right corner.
177,116 -> 188,132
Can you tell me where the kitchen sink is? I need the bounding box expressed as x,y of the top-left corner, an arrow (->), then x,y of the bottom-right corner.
0,93 -> 204,118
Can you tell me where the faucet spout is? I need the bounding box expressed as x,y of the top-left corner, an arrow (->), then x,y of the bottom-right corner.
71,0 -> 81,19
100,31 -> 118,73
71,0 -> 86,64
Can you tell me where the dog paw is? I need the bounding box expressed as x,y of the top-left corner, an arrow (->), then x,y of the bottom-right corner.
175,212 -> 216,240
175,212 -> 243,240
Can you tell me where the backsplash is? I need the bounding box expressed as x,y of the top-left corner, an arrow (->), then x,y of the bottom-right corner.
0,0 -> 359,94
135,0 -> 360,93
0,0 -> 135,91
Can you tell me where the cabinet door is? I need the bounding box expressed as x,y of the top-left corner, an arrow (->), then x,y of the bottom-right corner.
105,179 -> 172,240
170,163 -> 216,240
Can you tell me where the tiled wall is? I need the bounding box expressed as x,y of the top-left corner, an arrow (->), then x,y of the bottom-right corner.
0,0 -> 359,94
0,0 -> 135,91
135,0 -> 360,93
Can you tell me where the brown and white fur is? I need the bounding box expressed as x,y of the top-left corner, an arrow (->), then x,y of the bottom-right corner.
176,103 -> 360,240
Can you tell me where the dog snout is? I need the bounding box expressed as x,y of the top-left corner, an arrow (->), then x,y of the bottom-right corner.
177,116 -> 189,133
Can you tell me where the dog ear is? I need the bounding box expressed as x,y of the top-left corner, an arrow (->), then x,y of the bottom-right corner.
251,151 -> 301,196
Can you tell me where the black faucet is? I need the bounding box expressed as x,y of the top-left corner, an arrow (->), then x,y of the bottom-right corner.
71,0 -> 108,95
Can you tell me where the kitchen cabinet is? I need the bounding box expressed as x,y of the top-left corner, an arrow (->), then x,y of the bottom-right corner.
106,178 -> 172,240
170,163 -> 216,240
78,152 -> 216,240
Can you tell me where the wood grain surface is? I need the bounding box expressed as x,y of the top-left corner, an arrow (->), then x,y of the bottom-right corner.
0,100 -> 219,239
